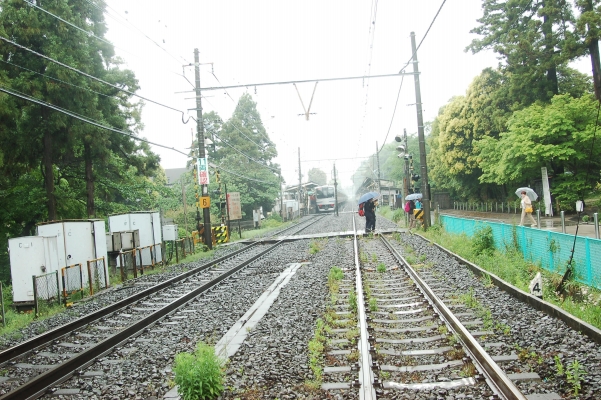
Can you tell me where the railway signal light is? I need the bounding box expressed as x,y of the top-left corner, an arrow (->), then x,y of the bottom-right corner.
412,174 -> 420,181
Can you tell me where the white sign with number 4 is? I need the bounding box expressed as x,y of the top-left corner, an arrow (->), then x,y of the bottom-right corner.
529,272 -> 543,298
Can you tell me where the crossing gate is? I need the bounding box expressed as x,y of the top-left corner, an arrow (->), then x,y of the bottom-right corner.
212,226 -> 229,244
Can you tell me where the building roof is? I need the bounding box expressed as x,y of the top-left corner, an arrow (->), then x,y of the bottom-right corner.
164,167 -> 191,186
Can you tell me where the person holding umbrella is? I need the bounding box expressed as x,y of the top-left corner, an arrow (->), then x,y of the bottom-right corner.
364,198 -> 376,233
519,190 -> 537,227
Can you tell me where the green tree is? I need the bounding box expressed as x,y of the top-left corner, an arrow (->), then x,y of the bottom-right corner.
468,0 -> 578,105
476,94 -> 601,208
208,94 -> 280,218
308,168 -> 327,185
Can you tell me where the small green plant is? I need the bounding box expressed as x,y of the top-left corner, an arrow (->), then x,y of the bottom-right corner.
582,215 -> 590,223
376,263 -> 386,273
371,253 -> 378,262
380,370 -> 391,379
369,297 -> 378,312
392,232 -> 401,241
309,240 -> 322,254
173,341 -> 224,400
472,225 -> 495,255
554,355 -> 564,376
308,318 -> 327,385
566,359 -> 586,395
328,266 -> 344,282
349,289 -> 357,313
405,255 -> 416,265
459,288 -> 479,308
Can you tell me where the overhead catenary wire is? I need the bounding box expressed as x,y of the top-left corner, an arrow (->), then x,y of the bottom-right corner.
89,0 -> 191,66
27,0 -> 195,88
1,59 -> 117,100
210,163 -> 275,184
379,74 -> 405,152
0,85 -> 189,156
375,0 -> 447,155
211,131 -> 280,173
0,35 -> 192,124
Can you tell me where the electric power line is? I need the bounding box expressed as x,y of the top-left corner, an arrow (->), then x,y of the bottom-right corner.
0,35 -> 192,124
376,0 -> 447,154
0,85 -> 189,156
379,74 -> 405,152
211,163 -> 275,184
1,59 -> 117,100
91,0 -> 191,66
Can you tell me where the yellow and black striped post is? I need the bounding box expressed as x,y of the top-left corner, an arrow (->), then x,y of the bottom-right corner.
212,226 -> 229,244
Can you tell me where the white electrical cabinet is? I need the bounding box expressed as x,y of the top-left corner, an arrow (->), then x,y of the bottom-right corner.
36,220 -> 108,291
9,236 -> 60,304
162,225 -> 178,241
108,212 -> 162,265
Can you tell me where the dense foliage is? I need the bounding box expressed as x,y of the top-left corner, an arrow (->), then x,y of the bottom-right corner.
0,0 -> 173,284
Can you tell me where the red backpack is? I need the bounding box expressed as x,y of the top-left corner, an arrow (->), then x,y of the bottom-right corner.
358,202 -> 365,217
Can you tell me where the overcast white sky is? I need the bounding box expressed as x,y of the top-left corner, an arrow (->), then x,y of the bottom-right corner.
103,1 -> 500,191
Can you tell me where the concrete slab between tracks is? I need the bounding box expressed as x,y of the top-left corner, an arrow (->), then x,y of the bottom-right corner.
525,394 -> 562,400
214,262 -> 309,360
381,359 -> 463,372
322,382 -> 351,390
383,377 -> 476,390
164,262 -> 309,400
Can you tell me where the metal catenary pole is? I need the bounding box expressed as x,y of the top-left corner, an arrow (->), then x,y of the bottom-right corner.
333,163 -> 339,217
298,147 -> 302,218
194,49 -> 213,249
279,171 -> 284,219
410,32 -> 430,229
376,141 -> 381,195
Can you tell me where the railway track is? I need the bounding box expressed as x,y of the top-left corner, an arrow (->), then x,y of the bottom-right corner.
0,216 -> 324,399
1,212 -> 597,398
319,215 -> 563,399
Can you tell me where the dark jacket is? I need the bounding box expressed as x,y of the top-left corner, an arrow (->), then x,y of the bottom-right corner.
364,200 -> 376,218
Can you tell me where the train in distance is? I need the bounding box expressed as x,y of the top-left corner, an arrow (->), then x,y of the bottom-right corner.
313,185 -> 348,213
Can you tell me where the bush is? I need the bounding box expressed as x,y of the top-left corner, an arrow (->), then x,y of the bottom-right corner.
392,208 -> 405,223
174,341 -> 224,400
472,225 -> 495,256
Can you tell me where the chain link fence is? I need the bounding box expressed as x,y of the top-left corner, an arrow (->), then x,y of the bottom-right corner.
61,263 -> 84,303
87,257 -> 108,296
120,249 -> 138,281
34,270 -> 61,315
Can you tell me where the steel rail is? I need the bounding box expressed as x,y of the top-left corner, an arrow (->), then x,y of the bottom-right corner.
0,242 -> 258,366
379,235 -> 527,400
0,239 -> 292,400
352,216 -> 376,400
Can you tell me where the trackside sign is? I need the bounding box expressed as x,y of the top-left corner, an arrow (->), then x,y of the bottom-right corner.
227,192 -> 242,220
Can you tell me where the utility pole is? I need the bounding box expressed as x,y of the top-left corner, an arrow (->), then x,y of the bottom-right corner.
298,147 -> 302,218
333,163 -> 339,217
376,141 -> 381,194
410,32 -> 430,229
194,48 -> 213,248
181,179 -> 188,234
403,129 -> 410,198
279,171 -> 284,220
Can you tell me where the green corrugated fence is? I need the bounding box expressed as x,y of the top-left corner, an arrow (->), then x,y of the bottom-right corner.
440,215 -> 601,290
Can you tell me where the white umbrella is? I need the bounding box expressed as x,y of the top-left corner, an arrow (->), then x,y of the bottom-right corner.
405,193 -> 423,201
515,187 -> 538,201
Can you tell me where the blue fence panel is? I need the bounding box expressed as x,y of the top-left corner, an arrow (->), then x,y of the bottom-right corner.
440,215 -> 601,290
